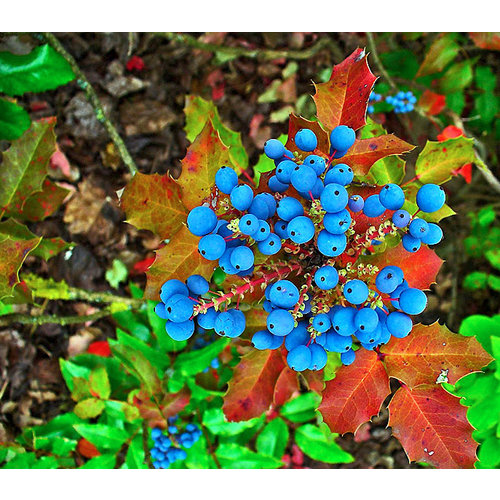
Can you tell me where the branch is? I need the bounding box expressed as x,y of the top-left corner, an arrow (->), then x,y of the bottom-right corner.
0,305 -> 123,327
158,32 -> 344,62
366,32 -> 397,91
39,32 -> 138,176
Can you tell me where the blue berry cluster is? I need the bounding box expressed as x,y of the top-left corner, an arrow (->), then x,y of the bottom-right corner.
155,273 -> 246,341
156,123 -> 446,373
386,91 -> 417,114
367,91 -> 382,114
150,417 -> 202,469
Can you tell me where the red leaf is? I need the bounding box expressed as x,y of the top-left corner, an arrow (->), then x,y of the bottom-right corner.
144,225 -> 214,300
302,370 -> 325,395
87,340 -> 111,357
365,244 -> 443,291
389,385 -> 477,468
318,350 -> 390,434
17,179 -> 70,222
120,172 -> 187,239
285,114 -> 330,155
418,90 -> 446,116
336,135 -> 414,177
126,55 -> 145,72
313,48 -> 377,132
381,322 -> 493,388
273,366 -> 299,407
223,349 -> 286,421
457,163 -> 472,183
469,32 -> 500,51
437,125 -> 464,142
77,438 -> 101,458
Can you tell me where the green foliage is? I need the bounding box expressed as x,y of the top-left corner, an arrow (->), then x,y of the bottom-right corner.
449,314 -> 500,468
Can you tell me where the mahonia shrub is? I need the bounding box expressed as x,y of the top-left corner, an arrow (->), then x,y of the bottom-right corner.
121,49 -> 493,469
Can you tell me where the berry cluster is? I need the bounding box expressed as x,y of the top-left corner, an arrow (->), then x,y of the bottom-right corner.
156,123 -> 446,373
367,91 -> 382,114
150,416 -> 202,469
386,91 -> 417,114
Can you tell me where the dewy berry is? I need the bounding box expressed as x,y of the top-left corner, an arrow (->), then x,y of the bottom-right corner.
156,116 -> 447,373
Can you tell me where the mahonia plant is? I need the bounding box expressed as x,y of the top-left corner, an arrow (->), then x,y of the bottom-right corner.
121,49 -> 492,469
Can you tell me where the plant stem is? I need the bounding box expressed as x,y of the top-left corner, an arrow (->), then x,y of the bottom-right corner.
0,305 -> 123,327
157,32 -> 344,62
39,32 -> 138,176
365,32 -> 398,92
194,263 -> 302,315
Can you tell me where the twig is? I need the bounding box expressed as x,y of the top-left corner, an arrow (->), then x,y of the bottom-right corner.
39,32 -> 138,176
157,32 -> 344,62
0,305 -> 129,327
365,32 -> 398,92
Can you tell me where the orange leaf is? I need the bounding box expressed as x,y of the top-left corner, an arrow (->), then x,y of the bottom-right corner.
418,90 -> 446,116
469,32 -> 500,51
77,438 -> 101,458
381,322 -> 493,388
223,349 -> 286,421
337,135 -> 414,177
313,48 -> 377,132
144,225 -> 214,300
273,366 -> 299,407
365,244 -> 443,291
120,172 -> 187,239
178,120 -> 232,210
318,349 -> 390,434
389,385 -> 477,469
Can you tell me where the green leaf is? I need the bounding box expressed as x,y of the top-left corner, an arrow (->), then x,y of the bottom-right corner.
184,95 -> 248,173
295,424 -> 354,464
146,300 -> 186,353
476,66 -> 497,92
74,398 -> 105,419
124,434 -> 147,469
59,359 -> 91,392
0,98 -> 31,140
2,451 -> 37,468
23,273 -> 70,300
185,434 -> 216,469
459,314 -> 500,354
256,418 -> 289,459
463,272 -> 489,290
173,338 -> 230,377
105,259 -> 128,289
215,443 -> 282,469
439,60 -> 474,93
280,392 -> 321,423
0,44 -> 75,96
108,340 -> 162,397
416,34 -> 460,77
73,424 -> 129,452
116,329 -> 169,372
202,408 -> 264,437
89,366 -> 111,400
380,50 -> 419,80
0,119 -> 56,216
446,91 -> 465,115
80,454 -> 117,469
477,435 -> 500,468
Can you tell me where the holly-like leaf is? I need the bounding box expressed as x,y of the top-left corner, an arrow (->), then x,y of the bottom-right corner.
285,114 -> 329,154
0,44 -> 75,96
184,95 -> 248,173
416,34 -> 460,77
134,387 -> 190,429
17,179 -> 69,222
313,48 -> 376,132
144,225 -> 214,300
120,172 -> 187,239
0,236 -> 41,299
223,349 -> 286,422
319,349 -> 390,435
273,366 -> 299,407
0,119 -> 55,216
337,135 -> 414,177
469,32 -> 500,51
388,385 -> 477,469
178,120 -> 233,210
366,244 -> 443,291
381,322 -> 493,388
415,137 -> 476,184
0,98 -> 31,141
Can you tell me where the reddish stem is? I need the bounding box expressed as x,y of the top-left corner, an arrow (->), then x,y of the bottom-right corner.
241,169 -> 256,186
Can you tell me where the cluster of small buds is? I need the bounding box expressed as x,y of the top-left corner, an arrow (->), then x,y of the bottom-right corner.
150,416 -> 202,469
386,91 -> 417,113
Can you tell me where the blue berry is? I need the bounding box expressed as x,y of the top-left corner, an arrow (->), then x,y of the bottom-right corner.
287,345 -> 312,371
187,206 -> 218,236
269,280 -> 299,308
326,331 -> 352,353
287,216 -> 315,244
198,234 -> 226,260
343,279 -> 369,305
230,246 -> 254,271
375,266 -> 404,294
197,308 -> 218,329
320,183 -> 349,213
402,234 -> 421,253
421,223 -> 443,245
392,209 -> 411,228
363,195 -> 386,217
332,306 -> 357,336
317,230 -> 346,257
258,233 -> 282,255
166,320 -> 195,341
164,294 -> 194,322
155,303 -> 168,319
416,184 -> 446,213
186,275 -> 209,295
274,220 -> 289,239
314,266 -> 339,290
312,313 -> 331,333
252,330 -> 274,350
304,154 -> 326,175
160,279 -> 189,303
230,184 -> 254,211
277,197 -> 304,221
398,288 -> 427,315
285,322 -> 310,350
249,195 -> 270,220
264,139 -> 285,159
253,220 -> 271,242
215,166 -> 238,194
295,129 -> 318,152
379,184 -> 405,210
323,209 -> 351,234
268,175 -> 288,193
267,309 -> 295,336
291,165 -> 317,192
409,218 -> 429,239
348,195 -> 364,213
355,307 -> 379,333
219,248 -> 238,274
239,214 -> 259,236
309,344 -> 328,370
386,311 -> 412,338
275,160 -> 296,184
330,125 -> 356,152
341,349 -> 356,365
324,164 -> 353,186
